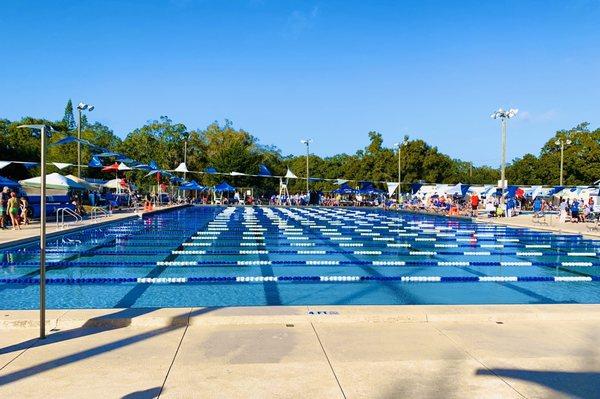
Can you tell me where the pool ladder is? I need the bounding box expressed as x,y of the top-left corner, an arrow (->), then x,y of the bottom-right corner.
90,206 -> 110,221
56,207 -> 83,229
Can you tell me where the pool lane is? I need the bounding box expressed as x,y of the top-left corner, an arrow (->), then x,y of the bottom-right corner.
0,205 -> 599,309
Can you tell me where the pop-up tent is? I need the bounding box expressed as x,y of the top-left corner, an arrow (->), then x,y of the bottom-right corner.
332,183 -> 357,195
358,181 -> 384,195
20,173 -> 86,191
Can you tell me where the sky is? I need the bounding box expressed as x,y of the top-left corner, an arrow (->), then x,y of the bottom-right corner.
1,0 -> 599,166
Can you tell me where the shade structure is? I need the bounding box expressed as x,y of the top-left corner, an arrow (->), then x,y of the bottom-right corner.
174,162 -> 189,173
179,180 -> 205,191
284,168 -> 297,179
117,162 -> 132,171
446,183 -> 471,197
258,164 -> 271,176
19,173 -> 86,190
104,178 -> 137,190
88,156 -> 103,168
214,181 -> 236,192
101,162 -> 120,172
0,176 -> 21,189
134,164 -> 154,171
204,167 -> 217,174
65,174 -> 97,191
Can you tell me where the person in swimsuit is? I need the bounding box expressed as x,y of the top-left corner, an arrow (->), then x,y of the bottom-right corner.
7,192 -> 21,230
20,196 -> 30,225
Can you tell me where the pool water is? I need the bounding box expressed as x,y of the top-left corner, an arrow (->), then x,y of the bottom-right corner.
1,205 -> 600,309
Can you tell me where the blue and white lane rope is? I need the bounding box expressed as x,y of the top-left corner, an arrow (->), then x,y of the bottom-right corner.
2,260 -> 598,267
0,275 -> 598,285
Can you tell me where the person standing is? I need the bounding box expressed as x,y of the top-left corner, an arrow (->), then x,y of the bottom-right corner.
20,196 -> 30,225
0,187 -> 10,229
7,192 -> 21,230
470,193 -> 480,217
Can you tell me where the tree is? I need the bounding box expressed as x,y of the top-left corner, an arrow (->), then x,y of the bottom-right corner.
62,99 -> 76,130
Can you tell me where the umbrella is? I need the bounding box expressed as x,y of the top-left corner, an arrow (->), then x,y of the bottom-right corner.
19,173 -> 85,190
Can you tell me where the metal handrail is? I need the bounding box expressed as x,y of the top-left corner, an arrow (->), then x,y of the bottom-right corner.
55,207 -> 83,229
90,206 -> 110,221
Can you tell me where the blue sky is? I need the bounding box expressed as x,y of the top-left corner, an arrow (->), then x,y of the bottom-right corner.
1,0 -> 599,165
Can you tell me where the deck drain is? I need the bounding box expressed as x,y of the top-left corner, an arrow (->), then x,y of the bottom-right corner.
308,311 -> 339,315
496,321 -> 504,324
285,324 -> 294,328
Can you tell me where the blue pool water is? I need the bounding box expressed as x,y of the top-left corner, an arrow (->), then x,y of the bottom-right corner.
1,205 -> 600,309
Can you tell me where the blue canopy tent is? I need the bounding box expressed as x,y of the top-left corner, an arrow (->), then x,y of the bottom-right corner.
332,183 -> 357,195
212,180 -> 236,203
358,181 -> 384,195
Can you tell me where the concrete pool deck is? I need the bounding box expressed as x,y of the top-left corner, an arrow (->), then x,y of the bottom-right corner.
477,213 -> 600,239
0,304 -> 599,398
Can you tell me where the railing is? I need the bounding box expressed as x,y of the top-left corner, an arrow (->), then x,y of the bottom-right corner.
55,207 -> 83,229
90,206 -> 110,221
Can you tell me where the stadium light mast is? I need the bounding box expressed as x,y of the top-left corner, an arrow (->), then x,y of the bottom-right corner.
490,108 -> 518,191
76,102 -> 94,177
300,139 -> 312,193
555,138 -> 572,186
17,124 -> 56,340
394,138 -> 409,203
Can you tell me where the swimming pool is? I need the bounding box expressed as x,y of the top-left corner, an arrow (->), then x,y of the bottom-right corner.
1,205 -> 600,309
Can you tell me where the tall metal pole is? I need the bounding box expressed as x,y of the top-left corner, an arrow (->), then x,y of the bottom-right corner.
77,108 -> 82,178
500,118 -> 507,191
184,140 -> 188,181
40,126 -> 47,339
397,145 -> 401,203
305,142 -> 310,193
559,141 -> 564,186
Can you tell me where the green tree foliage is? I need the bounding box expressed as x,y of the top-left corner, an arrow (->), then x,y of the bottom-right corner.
62,99 -> 76,131
1,102 -> 598,191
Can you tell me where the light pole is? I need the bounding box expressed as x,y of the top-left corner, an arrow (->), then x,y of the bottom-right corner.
490,108 -> 518,191
555,138 -> 571,186
300,139 -> 312,193
17,124 -> 56,339
183,139 -> 188,181
394,139 -> 408,203
76,102 -> 94,177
